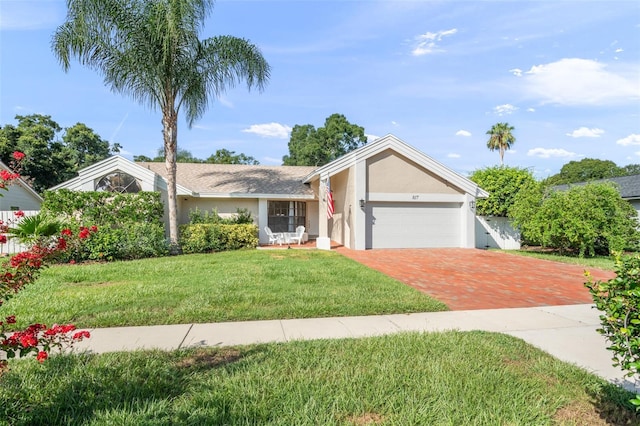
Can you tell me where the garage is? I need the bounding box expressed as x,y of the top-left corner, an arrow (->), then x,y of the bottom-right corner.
366,202 -> 462,249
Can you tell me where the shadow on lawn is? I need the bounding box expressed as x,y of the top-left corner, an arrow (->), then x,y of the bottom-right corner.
0,347 -> 259,425
586,381 -> 639,425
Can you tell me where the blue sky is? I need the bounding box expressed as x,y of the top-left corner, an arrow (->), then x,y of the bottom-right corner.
0,0 -> 638,179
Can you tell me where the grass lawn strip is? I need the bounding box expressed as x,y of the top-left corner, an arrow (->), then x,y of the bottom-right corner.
5,250 -> 446,329
1,331 -> 636,425
496,249 -> 616,271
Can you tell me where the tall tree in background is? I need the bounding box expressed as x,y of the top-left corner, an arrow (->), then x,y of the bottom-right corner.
283,114 -> 367,166
486,122 -> 516,165
53,0 -> 270,249
206,149 -> 259,165
0,114 -> 117,192
544,158 -> 627,185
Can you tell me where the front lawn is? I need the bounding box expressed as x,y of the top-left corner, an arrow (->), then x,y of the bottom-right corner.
496,249 -> 616,271
1,331 -> 636,425
4,250 -> 446,329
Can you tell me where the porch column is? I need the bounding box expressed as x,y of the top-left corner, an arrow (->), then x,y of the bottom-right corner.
316,174 -> 331,250
258,198 -> 268,245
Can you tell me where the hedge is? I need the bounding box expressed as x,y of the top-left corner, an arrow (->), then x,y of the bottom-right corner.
179,223 -> 258,253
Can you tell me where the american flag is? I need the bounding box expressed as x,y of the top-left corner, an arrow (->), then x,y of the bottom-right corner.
326,178 -> 334,219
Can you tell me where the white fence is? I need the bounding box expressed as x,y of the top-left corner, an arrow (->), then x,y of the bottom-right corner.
475,216 -> 521,250
0,210 -> 40,255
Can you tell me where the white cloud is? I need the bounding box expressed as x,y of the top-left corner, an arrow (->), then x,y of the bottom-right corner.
615,48 -> 624,53
509,68 -> 523,77
527,148 -> 578,158
617,134 -> 640,146
242,123 -> 292,139
636,151 -> 640,157
366,134 -> 380,142
391,121 -> 398,126
411,28 -> 457,56
455,130 -> 471,137
527,107 -> 536,112
521,58 -> 639,105
217,96 -> 234,109
447,153 -> 461,158
566,127 -> 604,138
493,104 -> 518,116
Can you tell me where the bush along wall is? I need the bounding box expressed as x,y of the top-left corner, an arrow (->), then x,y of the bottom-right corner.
42,189 -> 169,261
179,223 -> 258,253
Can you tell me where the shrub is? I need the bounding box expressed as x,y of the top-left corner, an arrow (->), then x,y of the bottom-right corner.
469,166 -> 536,217
180,223 -> 258,253
586,255 -> 640,410
42,190 -> 168,261
510,182 -> 639,256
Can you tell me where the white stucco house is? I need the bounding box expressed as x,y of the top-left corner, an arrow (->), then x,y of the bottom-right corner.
51,134 -> 490,250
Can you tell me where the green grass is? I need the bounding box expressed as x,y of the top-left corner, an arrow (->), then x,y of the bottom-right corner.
1,331 -> 636,425
495,249 -> 616,271
4,250 -> 446,329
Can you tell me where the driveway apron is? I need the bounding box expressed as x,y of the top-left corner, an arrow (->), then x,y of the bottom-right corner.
336,248 -> 616,310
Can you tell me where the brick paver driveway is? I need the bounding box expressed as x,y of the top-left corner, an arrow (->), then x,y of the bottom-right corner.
336,248 -> 615,310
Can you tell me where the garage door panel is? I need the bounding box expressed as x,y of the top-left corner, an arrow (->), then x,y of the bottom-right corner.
367,202 -> 460,249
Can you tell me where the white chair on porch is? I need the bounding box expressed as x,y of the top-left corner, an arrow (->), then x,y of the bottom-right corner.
264,226 -> 282,246
289,226 -> 305,246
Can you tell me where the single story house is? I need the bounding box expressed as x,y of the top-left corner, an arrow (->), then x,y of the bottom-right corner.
51,134 -> 489,250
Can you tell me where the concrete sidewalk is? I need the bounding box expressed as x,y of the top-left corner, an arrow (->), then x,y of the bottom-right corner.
73,304 -> 639,393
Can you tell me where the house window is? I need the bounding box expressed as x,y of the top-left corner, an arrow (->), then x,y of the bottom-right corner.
268,201 -> 306,232
95,171 -> 141,193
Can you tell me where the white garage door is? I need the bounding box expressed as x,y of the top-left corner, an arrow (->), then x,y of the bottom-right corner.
367,202 -> 461,249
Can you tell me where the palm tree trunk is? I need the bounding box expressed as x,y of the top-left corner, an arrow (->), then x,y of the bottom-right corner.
162,108 -> 180,253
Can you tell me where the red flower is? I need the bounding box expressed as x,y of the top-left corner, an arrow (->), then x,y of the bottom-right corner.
56,237 -> 67,250
72,330 -> 90,340
90,225 -> 98,233
5,315 -> 16,324
61,228 -> 73,237
12,151 -> 25,161
69,259 -> 76,265
19,333 -> 37,347
78,228 -> 90,239
36,351 -> 48,363
0,235 -> 6,244
14,210 -> 25,218
0,170 -> 18,181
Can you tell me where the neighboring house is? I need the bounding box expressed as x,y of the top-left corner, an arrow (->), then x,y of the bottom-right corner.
0,161 -> 42,211
553,174 -> 640,218
51,134 -> 489,250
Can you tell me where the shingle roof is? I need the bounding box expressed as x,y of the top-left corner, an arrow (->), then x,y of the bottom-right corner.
553,174 -> 640,199
137,162 -> 317,196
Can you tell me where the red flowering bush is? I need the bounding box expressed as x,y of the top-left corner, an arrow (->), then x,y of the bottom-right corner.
0,153 -> 92,372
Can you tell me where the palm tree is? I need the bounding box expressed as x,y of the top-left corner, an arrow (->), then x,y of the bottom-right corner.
486,122 -> 516,165
52,0 -> 270,250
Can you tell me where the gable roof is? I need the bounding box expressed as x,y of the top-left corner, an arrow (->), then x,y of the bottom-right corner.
303,134 -> 489,198
137,162 -> 316,198
553,174 -> 640,200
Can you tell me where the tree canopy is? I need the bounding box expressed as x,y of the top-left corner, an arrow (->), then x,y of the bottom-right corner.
134,148 -> 259,165
53,0 -> 270,248
486,122 -> 516,165
0,114 -> 118,192
283,113 -> 367,166
545,158 -> 630,185
469,166 -> 535,217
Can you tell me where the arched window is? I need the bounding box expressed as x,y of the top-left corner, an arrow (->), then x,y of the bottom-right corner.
95,171 -> 141,193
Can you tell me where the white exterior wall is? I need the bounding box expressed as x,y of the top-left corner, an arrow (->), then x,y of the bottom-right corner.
475,216 -> 521,250
0,184 -> 41,211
